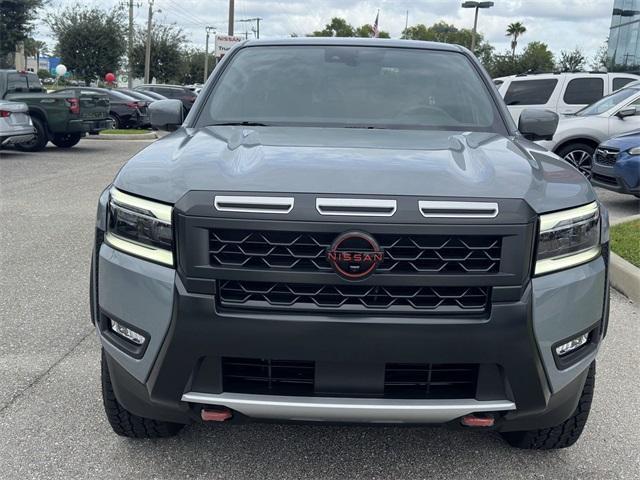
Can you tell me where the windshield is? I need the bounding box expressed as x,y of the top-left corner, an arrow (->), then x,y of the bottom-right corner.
576,88 -> 640,116
198,45 -> 504,132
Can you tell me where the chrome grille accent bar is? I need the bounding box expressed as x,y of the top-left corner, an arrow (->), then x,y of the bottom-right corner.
181,392 -> 515,423
316,198 -> 397,217
419,201 -> 499,219
214,196 -> 294,214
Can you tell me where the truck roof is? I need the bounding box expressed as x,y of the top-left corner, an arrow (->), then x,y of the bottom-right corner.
239,37 -> 465,52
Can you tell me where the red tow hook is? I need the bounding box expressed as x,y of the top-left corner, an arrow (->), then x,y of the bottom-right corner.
201,407 -> 233,422
461,414 -> 495,427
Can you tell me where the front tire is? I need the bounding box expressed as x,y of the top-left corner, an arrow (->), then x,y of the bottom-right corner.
108,113 -> 120,130
14,117 -> 48,152
101,350 -> 184,438
51,132 -> 82,148
501,362 -> 595,450
557,143 -> 595,179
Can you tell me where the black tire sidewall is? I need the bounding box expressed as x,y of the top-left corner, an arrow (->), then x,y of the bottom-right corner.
556,143 -> 595,176
109,114 -> 120,129
51,132 -> 82,148
15,117 -> 48,152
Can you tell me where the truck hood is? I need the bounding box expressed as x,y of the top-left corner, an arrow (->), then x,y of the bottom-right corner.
114,126 -> 595,214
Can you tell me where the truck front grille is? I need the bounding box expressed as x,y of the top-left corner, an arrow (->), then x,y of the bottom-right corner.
222,357 -> 315,396
221,357 -> 479,399
218,280 -> 490,313
209,229 -> 501,274
384,363 -> 478,399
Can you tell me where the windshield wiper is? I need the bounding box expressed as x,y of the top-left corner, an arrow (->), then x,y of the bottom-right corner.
208,121 -> 270,127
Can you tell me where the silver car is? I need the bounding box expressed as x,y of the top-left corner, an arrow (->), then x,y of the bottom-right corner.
538,84 -> 640,177
0,99 -> 35,147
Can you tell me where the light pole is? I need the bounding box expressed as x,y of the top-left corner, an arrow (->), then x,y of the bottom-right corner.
461,1 -> 494,53
204,26 -> 216,83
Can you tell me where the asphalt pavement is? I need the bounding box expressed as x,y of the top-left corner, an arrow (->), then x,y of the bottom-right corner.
0,139 -> 638,479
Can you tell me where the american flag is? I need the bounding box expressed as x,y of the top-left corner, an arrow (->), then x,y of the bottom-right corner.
372,11 -> 379,38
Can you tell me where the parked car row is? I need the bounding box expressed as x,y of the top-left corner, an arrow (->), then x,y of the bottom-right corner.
494,73 -> 640,198
0,69 -> 203,151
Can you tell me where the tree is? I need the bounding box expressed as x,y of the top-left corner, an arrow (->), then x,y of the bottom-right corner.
0,0 -> 45,68
558,48 -> 586,72
591,40 -> 609,71
519,41 -> 555,73
354,24 -> 390,39
506,22 -> 526,59
402,21 -> 492,58
311,17 -> 355,37
180,48 -> 214,85
484,51 -> 521,78
47,4 -> 126,85
37,68 -> 51,80
131,22 -> 186,83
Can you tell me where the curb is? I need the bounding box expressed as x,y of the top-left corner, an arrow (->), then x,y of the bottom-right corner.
610,214 -> 640,304
610,253 -> 640,304
92,132 -> 158,140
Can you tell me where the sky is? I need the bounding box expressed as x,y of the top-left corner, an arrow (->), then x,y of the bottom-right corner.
39,0 -> 614,60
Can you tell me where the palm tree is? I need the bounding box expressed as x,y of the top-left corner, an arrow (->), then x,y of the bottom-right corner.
506,22 -> 526,59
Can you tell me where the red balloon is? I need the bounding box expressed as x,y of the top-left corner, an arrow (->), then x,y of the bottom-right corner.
105,72 -> 116,82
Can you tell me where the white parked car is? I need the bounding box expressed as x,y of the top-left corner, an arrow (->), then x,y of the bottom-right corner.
0,99 -> 35,147
537,84 -> 640,177
495,72 -> 640,122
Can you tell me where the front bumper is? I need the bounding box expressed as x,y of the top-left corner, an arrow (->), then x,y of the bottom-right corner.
592,158 -> 640,195
94,242 -> 607,430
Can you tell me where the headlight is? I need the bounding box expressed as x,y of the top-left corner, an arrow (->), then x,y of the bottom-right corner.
628,147 -> 640,155
535,202 -> 600,275
105,188 -> 174,266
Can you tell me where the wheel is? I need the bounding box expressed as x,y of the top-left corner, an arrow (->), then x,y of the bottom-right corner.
14,117 -> 48,152
101,350 -> 184,438
556,143 -> 595,179
501,362 -> 595,450
108,113 -> 120,129
51,132 -> 82,148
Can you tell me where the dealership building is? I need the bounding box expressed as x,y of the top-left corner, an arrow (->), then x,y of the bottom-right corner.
608,0 -> 640,71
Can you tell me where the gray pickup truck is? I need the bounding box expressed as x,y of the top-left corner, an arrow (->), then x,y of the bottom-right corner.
91,39 -> 609,449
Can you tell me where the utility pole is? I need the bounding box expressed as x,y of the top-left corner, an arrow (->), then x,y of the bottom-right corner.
238,18 -> 262,39
204,26 -> 216,83
144,0 -> 154,84
228,0 -> 234,35
128,0 -> 134,88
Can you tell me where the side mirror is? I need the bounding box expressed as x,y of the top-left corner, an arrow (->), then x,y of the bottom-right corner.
616,106 -> 636,119
518,108 -> 559,141
149,99 -> 184,131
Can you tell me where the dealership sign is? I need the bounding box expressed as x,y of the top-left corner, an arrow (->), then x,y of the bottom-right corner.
215,35 -> 243,57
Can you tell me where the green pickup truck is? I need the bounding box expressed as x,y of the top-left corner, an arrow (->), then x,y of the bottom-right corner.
0,70 -> 111,151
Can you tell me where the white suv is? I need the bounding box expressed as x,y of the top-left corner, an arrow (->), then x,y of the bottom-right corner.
495,72 -> 640,122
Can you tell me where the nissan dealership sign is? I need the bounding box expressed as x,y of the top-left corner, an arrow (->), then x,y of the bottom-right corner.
215,35 -> 243,57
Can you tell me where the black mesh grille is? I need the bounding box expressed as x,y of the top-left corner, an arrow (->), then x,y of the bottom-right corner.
594,148 -> 619,166
592,173 -> 618,186
218,280 -> 490,313
384,363 -> 478,399
209,230 -> 501,274
222,357 -> 314,395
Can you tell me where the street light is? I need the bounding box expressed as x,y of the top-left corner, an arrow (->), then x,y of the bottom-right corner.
462,1 -> 494,53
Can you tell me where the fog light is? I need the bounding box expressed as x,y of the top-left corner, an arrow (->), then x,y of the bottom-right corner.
555,334 -> 588,356
110,319 -> 145,345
